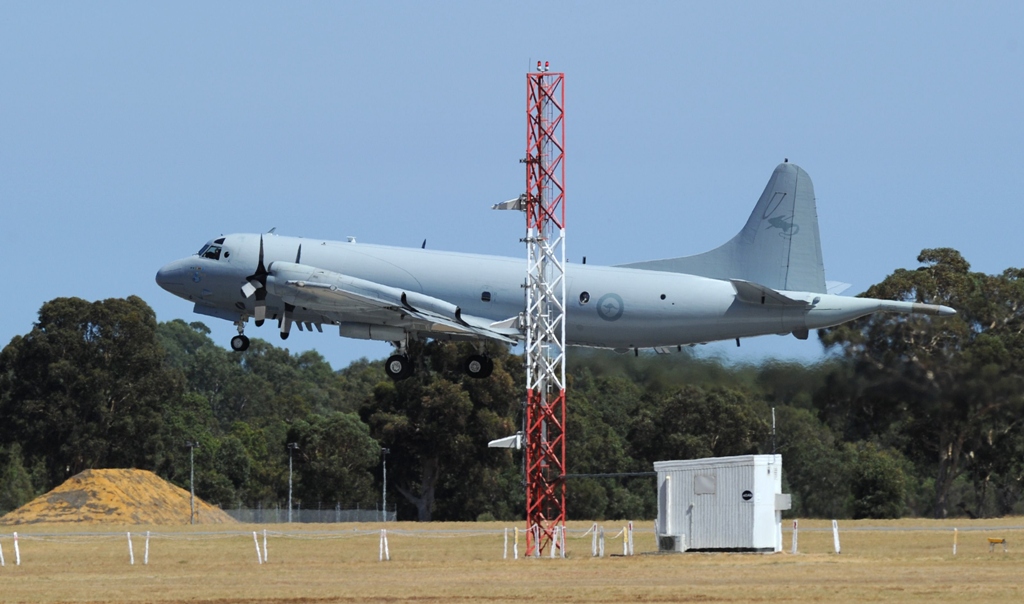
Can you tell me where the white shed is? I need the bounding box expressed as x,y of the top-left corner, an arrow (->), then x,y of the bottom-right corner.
655,454 -> 791,553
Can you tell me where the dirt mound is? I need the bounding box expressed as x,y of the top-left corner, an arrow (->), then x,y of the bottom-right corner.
0,468 -> 236,525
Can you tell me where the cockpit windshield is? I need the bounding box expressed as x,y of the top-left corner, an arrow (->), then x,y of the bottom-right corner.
197,244 -> 223,260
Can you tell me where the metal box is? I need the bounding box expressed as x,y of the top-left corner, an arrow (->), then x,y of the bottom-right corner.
655,454 -> 790,553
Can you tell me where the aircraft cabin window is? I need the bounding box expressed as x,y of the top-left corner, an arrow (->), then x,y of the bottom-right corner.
481,291 -> 492,302
214,237 -> 226,244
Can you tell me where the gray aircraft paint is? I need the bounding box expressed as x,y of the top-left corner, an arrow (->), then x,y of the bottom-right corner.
156,163 -> 953,352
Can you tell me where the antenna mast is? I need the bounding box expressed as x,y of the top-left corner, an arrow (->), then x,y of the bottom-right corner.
523,61 -> 566,556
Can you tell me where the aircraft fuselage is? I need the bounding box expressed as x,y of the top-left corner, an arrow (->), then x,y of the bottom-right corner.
156,233 -> 931,350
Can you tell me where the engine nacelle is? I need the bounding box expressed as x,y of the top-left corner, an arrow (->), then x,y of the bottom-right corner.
338,322 -> 406,342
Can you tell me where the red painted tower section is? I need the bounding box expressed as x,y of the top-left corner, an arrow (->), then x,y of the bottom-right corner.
523,62 -> 566,556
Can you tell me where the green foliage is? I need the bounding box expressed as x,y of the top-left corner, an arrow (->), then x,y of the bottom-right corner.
0,443 -> 37,513
287,412 -> 379,506
820,249 -> 1024,518
0,296 -> 186,487
631,386 -> 770,461
850,443 -> 907,519
361,340 -> 521,521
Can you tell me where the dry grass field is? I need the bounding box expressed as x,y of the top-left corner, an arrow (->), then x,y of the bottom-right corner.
1,518 -> 1022,603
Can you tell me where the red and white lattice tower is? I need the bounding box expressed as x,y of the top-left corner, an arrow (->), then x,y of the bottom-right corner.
523,62 -> 566,557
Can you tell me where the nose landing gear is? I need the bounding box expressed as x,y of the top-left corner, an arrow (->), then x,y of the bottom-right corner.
230,318 -> 251,352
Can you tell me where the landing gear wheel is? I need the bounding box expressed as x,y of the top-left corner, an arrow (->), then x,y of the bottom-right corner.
385,354 -> 414,381
230,335 -> 250,352
464,354 -> 494,379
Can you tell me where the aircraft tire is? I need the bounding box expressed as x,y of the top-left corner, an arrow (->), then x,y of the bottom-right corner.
230,335 -> 250,352
465,354 -> 493,379
385,354 -> 414,381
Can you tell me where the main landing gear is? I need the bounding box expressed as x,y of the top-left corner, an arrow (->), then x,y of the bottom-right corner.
464,354 -> 494,379
231,319 -> 251,352
384,354 -> 414,381
382,341 -> 495,382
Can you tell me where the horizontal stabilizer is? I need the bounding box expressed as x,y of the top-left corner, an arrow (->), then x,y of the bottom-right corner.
826,281 -> 852,295
731,279 -> 810,307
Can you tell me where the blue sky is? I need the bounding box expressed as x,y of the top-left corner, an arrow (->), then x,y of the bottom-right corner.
2,2 -> 1022,369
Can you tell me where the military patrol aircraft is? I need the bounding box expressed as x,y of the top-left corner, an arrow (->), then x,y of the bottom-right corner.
156,162 -> 954,380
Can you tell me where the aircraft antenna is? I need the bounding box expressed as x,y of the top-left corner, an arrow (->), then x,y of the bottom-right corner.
522,60 -> 566,556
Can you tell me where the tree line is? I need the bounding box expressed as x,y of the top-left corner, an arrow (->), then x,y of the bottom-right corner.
2,248 -> 1023,521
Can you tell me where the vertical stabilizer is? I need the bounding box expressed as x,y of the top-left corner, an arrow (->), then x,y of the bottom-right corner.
618,163 -> 826,293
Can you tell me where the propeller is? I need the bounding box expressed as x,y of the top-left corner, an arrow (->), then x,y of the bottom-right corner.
279,303 -> 295,340
241,236 -> 269,326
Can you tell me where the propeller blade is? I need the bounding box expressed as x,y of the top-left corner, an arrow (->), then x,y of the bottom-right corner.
244,235 -> 270,326
241,280 -> 259,298
254,288 -> 267,326
280,303 -> 294,339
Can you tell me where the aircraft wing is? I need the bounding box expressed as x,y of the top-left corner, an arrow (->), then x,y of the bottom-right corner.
264,261 -> 521,343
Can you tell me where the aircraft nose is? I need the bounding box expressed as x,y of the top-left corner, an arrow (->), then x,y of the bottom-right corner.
156,261 -> 186,293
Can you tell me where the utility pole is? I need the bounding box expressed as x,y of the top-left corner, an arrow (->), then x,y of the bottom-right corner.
381,448 -> 390,522
287,442 -> 299,523
185,441 -> 200,525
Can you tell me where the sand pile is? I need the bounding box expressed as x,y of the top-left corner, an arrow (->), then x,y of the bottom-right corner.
0,468 -> 236,525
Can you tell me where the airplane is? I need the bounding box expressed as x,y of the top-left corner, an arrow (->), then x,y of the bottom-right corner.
156,162 -> 955,380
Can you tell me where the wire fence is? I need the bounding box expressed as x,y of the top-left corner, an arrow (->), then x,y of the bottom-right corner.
223,504 -> 396,524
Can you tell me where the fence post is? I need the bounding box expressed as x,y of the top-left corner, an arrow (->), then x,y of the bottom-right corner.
144,531 -> 150,565
127,532 -> 134,565
253,531 -> 263,564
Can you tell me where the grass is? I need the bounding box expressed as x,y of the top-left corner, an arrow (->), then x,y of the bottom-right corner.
0,519 -> 1022,602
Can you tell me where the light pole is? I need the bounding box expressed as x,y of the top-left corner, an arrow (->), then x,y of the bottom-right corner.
185,441 -> 199,525
287,442 -> 299,523
381,448 -> 390,522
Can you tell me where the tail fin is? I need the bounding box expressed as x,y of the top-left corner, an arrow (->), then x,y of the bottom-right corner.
618,162 -> 827,293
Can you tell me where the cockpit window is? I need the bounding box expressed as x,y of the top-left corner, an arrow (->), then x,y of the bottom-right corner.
197,244 -> 223,260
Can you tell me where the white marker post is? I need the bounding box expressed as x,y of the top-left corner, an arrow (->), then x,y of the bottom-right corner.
0,539 -> 5,567
550,526 -> 557,559
144,531 -> 150,565
127,532 -> 135,565
379,529 -> 390,561
252,531 -> 262,565
514,527 -> 519,560
832,520 -> 841,554
262,529 -> 268,563
503,528 -> 508,560
599,527 -> 605,558
13,532 -> 20,566
591,524 -> 598,557
628,521 -> 634,556
953,528 -> 958,556
791,519 -> 798,554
